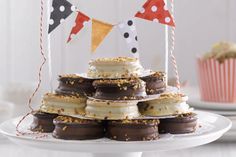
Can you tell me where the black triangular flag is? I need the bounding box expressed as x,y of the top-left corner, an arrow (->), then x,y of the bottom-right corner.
48,0 -> 76,33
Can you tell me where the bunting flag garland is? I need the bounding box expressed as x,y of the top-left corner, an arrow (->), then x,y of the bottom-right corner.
118,19 -> 139,55
67,11 -> 90,42
47,0 -> 177,54
48,0 -> 76,33
91,19 -> 114,52
135,0 -> 175,27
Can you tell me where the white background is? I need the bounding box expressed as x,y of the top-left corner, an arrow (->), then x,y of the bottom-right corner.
0,0 -> 236,91
0,1 -> 236,156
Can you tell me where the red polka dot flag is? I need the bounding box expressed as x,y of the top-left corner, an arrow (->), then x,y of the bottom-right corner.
135,0 -> 175,27
67,11 -> 90,42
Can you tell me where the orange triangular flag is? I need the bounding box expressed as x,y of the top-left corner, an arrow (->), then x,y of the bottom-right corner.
91,19 -> 113,52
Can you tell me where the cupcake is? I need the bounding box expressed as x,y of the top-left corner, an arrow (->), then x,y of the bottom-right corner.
197,42 -> 236,103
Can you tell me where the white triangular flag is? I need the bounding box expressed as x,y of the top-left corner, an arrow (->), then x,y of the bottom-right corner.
118,19 -> 139,57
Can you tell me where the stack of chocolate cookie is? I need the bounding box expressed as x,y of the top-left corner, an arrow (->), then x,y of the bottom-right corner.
85,57 -> 161,141
30,57 -> 197,141
138,93 -> 198,134
30,74 -> 97,136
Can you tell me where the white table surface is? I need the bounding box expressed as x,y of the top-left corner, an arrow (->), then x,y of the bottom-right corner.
0,138 -> 236,157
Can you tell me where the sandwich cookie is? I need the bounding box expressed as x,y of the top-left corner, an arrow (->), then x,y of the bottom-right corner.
87,57 -> 144,79
30,111 -> 58,133
138,93 -> 191,117
158,113 -> 198,134
55,74 -> 95,96
40,93 -> 87,116
140,71 -> 166,95
85,99 -> 140,120
93,78 -> 147,100
53,116 -> 105,140
106,119 -> 159,141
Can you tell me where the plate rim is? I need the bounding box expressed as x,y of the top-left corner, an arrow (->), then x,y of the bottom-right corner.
0,111 -> 232,152
188,97 -> 236,111
0,111 -> 231,143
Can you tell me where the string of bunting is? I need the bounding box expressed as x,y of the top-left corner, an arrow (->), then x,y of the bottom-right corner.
48,0 -> 175,55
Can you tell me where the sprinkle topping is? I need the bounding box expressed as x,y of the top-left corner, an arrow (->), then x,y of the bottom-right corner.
90,57 -> 138,64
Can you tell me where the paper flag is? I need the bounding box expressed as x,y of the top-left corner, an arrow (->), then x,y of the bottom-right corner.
135,0 -> 175,27
48,0 -> 76,33
118,19 -> 139,55
91,19 -> 113,52
67,11 -> 90,42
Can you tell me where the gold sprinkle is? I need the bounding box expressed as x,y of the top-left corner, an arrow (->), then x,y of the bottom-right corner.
62,126 -> 67,131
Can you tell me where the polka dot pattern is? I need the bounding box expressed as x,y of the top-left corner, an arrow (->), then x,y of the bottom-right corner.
151,6 -> 158,12
60,18 -> 65,23
48,0 -> 76,33
67,11 -> 90,42
118,19 -> 139,54
59,6 -> 65,12
135,0 -> 175,27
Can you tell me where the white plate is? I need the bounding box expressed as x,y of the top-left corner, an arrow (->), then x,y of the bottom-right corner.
188,98 -> 236,111
79,69 -> 154,79
0,111 -> 231,157
195,109 -> 236,116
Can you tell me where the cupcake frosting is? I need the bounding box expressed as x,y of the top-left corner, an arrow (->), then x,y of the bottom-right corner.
204,41 -> 236,62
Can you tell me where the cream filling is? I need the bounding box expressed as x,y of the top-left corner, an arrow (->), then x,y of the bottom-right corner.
40,101 -> 86,116
85,99 -> 140,120
87,61 -> 144,78
139,102 -> 191,117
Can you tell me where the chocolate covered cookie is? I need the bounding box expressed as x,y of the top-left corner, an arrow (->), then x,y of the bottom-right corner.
141,71 -> 166,95
93,78 -> 147,100
56,74 -> 95,96
106,119 -> 159,141
30,111 -> 58,133
158,113 -> 198,134
53,116 -> 105,140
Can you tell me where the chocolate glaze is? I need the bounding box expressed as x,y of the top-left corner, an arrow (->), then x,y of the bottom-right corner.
106,119 -> 159,141
30,111 -> 58,133
53,116 -> 105,140
55,75 -> 95,97
93,79 -> 147,100
141,72 -> 166,95
159,113 -> 198,134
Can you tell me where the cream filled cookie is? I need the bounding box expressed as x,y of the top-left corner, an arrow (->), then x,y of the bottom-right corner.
159,113 -> 198,134
106,119 -> 159,141
30,111 -> 58,133
138,93 -> 191,117
93,78 -> 147,100
85,99 -> 140,120
40,93 -> 87,116
140,71 -> 166,95
55,74 -> 95,97
53,116 -> 105,140
87,57 -> 144,78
